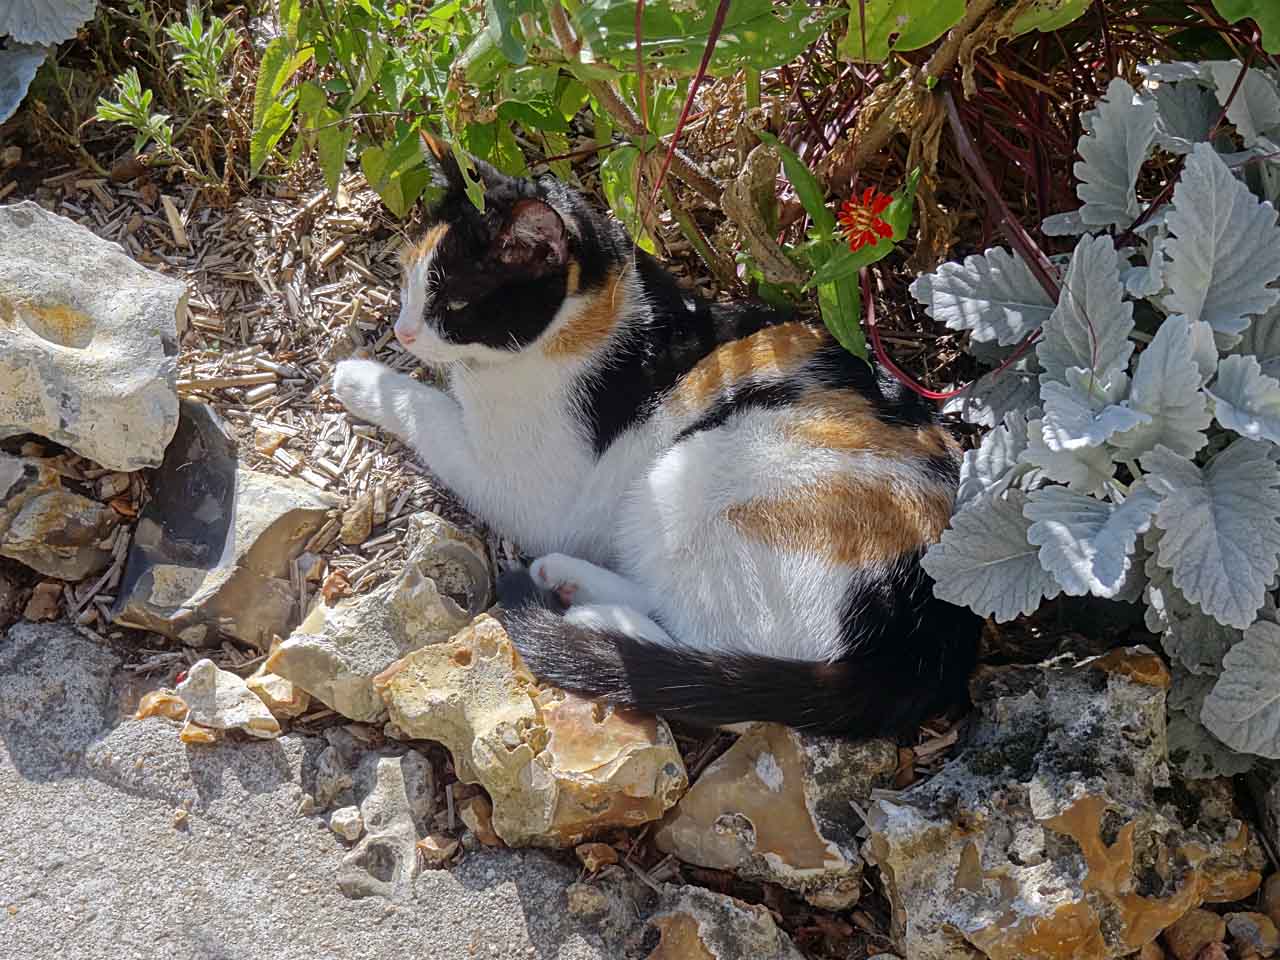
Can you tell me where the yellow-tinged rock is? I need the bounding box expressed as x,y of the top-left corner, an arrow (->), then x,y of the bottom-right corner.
246,662 -> 310,719
375,614 -> 688,847
654,723 -> 896,911
416,833 -> 459,867
575,842 -> 619,872
459,794 -> 503,847
640,885 -> 805,959
1163,908 -> 1225,960
134,688 -> 188,721
175,658 -> 280,741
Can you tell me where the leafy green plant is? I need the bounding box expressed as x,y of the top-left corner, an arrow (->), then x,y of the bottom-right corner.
163,3 -> 235,105
94,64 -> 175,153
915,64 -> 1280,776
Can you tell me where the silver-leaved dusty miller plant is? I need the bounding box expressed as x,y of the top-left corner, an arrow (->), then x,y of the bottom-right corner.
916,64 -> 1280,777
0,0 -> 98,123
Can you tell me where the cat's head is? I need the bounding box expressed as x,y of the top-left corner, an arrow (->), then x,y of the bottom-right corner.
393,131 -> 614,366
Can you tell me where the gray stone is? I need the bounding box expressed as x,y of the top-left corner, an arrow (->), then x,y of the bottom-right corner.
329,804 -> 363,842
0,620 -> 120,778
112,400 -> 336,649
655,723 -> 896,910
864,648 -> 1265,960
268,511 -> 490,722
337,753 -> 424,900
0,200 -> 184,471
0,452 -> 117,579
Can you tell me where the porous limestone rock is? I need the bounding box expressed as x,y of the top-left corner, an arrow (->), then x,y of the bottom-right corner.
865,648 -> 1265,960
176,658 -> 281,741
266,512 -> 491,722
633,884 -> 806,960
654,723 -> 896,911
376,614 -> 688,847
113,401 -> 336,649
329,805 -> 364,842
0,201 -> 184,471
336,749 -> 436,900
0,453 -> 116,579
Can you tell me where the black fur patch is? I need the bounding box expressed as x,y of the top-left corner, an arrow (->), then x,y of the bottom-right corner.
579,256 -> 797,455
805,341 -> 938,428
673,378 -> 801,445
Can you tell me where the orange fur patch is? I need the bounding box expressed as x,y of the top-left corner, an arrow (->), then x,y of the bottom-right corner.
420,129 -> 451,162
725,476 -> 954,568
399,223 -> 450,268
543,269 -> 623,358
669,323 -> 828,412
787,389 -> 957,462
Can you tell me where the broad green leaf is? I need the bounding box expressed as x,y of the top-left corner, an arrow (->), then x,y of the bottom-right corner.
1152,81 -> 1217,155
910,246 -> 1056,347
497,98 -> 571,134
1112,314 -> 1212,459
573,0 -> 838,75
251,99 -> 294,175
599,146 -> 654,253
1210,0 -> 1280,53
957,411 -> 1034,508
837,0 -> 964,63
1020,416 -> 1115,496
252,40 -> 312,134
296,80 -> 326,118
1074,78 -> 1156,230
486,0 -> 529,66
1040,367 -> 1148,451
451,140 -> 486,212
1037,233 -> 1134,384
757,132 -> 834,235
1161,143 -> 1280,335
0,0 -> 96,45
350,34 -> 388,107
279,0 -> 301,43
1203,621 -> 1280,757
1207,354 -> 1280,443
361,133 -> 432,218
1144,439 -> 1280,629
458,31 -> 504,86
1025,485 -> 1159,598
1206,61 -> 1280,147
816,264 -> 866,360
316,111 -> 351,194
1009,0 -> 1089,34
921,490 -> 1062,622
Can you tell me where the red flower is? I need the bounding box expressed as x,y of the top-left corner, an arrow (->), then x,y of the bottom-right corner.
838,187 -> 893,253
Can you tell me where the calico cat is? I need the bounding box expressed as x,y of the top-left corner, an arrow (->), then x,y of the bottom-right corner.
333,131 -> 980,738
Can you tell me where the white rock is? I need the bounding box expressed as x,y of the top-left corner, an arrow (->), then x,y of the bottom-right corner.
0,201 -> 185,471
176,659 -> 281,740
329,805 -> 364,842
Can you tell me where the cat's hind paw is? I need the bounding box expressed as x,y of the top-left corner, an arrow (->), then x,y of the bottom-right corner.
333,358 -> 391,427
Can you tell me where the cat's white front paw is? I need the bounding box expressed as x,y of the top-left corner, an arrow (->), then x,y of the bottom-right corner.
531,553 -> 581,607
333,358 -> 390,426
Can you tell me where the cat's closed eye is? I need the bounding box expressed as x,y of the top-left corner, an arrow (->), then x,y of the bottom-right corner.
447,299 -> 469,312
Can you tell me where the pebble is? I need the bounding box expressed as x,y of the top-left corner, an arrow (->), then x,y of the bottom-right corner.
328,805 -> 364,842
1227,912 -> 1280,957
1163,908 -> 1227,960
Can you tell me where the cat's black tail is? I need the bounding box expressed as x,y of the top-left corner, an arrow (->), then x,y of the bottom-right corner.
498,570 -> 979,739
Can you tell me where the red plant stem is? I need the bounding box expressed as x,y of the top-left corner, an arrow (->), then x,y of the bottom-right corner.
647,0 -> 732,205
862,270 -> 1041,403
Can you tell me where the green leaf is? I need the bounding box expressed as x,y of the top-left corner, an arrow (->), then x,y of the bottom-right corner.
1010,0 -> 1089,35
279,0 -> 301,44
251,99 -> 295,176
451,140 -> 486,212
756,131 -> 834,235
350,34 -> 388,107
296,80 -> 326,118
572,0 -> 838,75
458,31 -> 505,86
1211,0 -> 1280,53
497,98 -> 570,134
316,113 -> 352,194
252,40 -> 312,133
838,0 -> 964,63
486,0 -> 529,66
599,145 -> 654,253
805,169 -> 920,287
361,129 -> 432,217
819,273 -> 867,358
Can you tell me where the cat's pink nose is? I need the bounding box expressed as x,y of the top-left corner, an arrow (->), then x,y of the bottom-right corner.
395,326 -> 416,345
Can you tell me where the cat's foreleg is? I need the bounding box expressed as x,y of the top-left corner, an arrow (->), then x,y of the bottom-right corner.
531,553 -> 656,612
332,358 -> 476,492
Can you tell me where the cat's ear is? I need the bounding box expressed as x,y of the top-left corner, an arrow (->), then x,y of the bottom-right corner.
493,198 -> 568,273
419,128 -> 465,192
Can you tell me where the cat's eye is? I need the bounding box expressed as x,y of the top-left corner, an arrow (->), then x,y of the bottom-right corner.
447,300 -> 469,312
